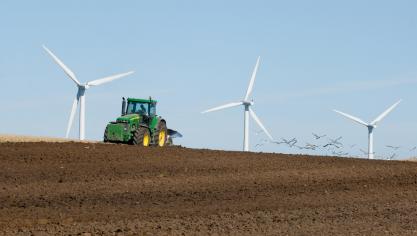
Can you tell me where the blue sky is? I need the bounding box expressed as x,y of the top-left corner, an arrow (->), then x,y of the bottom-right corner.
1,1 -> 417,159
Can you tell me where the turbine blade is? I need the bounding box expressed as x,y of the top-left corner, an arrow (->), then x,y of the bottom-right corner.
66,95 -> 79,138
201,102 -> 243,114
333,110 -> 368,126
244,56 -> 260,101
42,45 -> 81,86
371,99 -> 402,126
87,71 -> 135,87
249,107 -> 274,141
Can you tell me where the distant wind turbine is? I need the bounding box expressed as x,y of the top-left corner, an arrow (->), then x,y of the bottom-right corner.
43,45 -> 134,140
201,57 -> 274,151
333,100 -> 402,159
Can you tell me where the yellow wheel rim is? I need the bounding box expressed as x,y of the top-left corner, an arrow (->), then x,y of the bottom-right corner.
143,133 -> 150,146
158,130 -> 166,147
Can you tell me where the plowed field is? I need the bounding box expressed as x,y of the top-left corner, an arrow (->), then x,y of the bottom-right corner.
1,142 -> 417,235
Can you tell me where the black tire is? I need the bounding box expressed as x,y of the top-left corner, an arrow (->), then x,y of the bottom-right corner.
103,126 -> 109,142
154,121 -> 167,147
132,126 -> 151,146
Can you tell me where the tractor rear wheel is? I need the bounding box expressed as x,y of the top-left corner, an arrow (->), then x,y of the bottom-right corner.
133,127 -> 151,147
154,122 -> 167,147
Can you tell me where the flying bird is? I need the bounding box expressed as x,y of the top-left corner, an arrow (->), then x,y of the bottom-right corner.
387,153 -> 397,160
386,145 -> 400,150
295,145 -> 304,150
323,143 -> 340,149
254,138 -> 269,148
328,136 -> 343,146
281,138 -> 297,147
303,143 -> 319,150
255,143 -> 265,148
332,150 -> 349,156
271,140 -> 284,145
312,133 -> 326,140
359,149 -> 368,155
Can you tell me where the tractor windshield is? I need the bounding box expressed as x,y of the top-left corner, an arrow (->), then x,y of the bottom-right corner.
126,102 -> 148,115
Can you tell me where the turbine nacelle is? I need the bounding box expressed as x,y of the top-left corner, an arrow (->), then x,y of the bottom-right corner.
242,100 -> 254,106
76,84 -> 89,90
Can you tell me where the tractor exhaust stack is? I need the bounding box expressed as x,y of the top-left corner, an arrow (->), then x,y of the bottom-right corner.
121,97 -> 126,116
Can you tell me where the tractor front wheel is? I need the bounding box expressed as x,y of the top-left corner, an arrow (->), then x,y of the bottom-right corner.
133,127 -> 151,147
103,127 -> 109,142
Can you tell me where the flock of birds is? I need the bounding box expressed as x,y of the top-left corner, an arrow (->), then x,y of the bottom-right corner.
254,131 -> 417,160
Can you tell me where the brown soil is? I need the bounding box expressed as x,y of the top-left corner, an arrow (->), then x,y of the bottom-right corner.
1,142 -> 417,235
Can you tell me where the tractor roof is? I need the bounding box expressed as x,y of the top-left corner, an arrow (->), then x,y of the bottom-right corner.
127,98 -> 157,104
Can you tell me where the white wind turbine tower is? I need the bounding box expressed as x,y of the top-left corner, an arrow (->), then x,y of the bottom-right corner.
202,57 -> 274,151
43,45 -> 134,140
333,100 -> 402,159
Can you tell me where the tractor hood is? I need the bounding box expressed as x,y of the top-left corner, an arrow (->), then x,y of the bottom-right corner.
116,113 -> 140,123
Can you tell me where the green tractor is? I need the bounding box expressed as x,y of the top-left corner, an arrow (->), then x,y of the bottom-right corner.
104,97 -> 181,146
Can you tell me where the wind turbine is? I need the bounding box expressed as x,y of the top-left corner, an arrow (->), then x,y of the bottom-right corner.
201,57 -> 274,151
43,45 -> 134,140
333,100 -> 402,159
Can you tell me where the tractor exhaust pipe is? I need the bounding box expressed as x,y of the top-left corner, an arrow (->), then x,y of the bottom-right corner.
121,97 -> 126,116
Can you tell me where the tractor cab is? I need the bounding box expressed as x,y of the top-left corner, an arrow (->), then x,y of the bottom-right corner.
123,97 -> 157,118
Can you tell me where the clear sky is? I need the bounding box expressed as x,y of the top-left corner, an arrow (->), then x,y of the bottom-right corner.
1,0 -> 417,159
